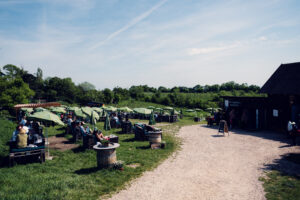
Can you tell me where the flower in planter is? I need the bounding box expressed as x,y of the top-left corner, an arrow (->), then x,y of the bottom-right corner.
101,138 -> 110,146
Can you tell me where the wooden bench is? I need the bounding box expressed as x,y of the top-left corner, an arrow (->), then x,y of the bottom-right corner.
9,146 -> 45,167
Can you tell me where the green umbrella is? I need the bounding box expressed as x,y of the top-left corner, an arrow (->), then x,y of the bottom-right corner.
206,108 -> 218,113
90,110 -> 97,126
34,107 -> 47,112
104,114 -> 111,131
81,107 -> 100,120
149,111 -> 156,125
147,106 -> 155,109
185,109 -> 195,112
81,106 -> 93,115
28,110 -> 64,126
164,106 -> 173,110
20,107 -> 34,113
105,106 -> 117,112
133,108 -> 152,115
50,107 -> 66,114
74,109 -> 87,118
68,106 -> 80,111
118,107 -> 133,113
92,107 -> 103,113
195,108 -> 203,112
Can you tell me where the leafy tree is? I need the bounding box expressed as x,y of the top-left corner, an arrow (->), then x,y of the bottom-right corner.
2,64 -> 26,79
103,88 -> 113,104
0,77 -> 34,109
78,82 -> 96,92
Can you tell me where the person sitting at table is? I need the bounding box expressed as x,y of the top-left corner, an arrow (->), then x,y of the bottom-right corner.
113,113 -> 121,126
79,122 -> 88,137
11,125 -> 22,142
93,129 -> 109,142
17,128 -> 28,148
20,116 -> 27,126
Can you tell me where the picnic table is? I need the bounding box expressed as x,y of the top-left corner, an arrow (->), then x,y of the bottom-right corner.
9,141 -> 45,167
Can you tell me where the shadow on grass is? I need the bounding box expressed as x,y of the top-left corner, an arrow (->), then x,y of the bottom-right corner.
74,166 -> 99,175
263,152 -> 300,179
136,145 -> 150,150
122,138 -> 136,142
0,155 -> 9,167
72,146 -> 86,153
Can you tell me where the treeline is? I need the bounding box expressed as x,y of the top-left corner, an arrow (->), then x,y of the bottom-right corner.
0,64 -> 262,111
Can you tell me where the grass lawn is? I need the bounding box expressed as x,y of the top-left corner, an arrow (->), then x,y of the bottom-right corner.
260,153 -> 300,200
0,116 -> 200,200
260,171 -> 300,200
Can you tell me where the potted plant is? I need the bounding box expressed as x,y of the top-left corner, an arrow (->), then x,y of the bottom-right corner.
101,138 -> 110,147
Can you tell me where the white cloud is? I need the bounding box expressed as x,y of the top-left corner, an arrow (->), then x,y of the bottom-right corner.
89,0 -> 168,50
187,43 -> 239,55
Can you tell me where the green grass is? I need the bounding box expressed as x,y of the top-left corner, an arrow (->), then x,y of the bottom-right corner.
0,114 -> 201,200
260,171 -> 300,200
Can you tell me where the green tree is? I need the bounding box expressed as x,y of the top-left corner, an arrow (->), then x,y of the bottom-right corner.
103,88 -> 113,104
0,77 -> 34,109
78,82 -> 96,92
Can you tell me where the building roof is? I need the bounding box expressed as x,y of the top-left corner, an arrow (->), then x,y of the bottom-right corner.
260,62 -> 300,95
14,102 -> 61,109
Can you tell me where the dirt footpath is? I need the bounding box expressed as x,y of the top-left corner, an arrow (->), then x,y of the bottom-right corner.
107,125 -> 300,200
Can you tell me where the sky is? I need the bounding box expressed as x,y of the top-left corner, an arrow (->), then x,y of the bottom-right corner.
0,0 -> 300,89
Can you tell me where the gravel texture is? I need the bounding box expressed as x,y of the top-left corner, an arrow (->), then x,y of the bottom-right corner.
107,125 -> 300,200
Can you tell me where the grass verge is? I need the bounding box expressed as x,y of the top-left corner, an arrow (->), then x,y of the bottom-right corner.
260,171 -> 300,200
260,153 -> 300,200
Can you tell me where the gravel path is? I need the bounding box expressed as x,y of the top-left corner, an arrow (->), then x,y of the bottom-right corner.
107,125 -> 300,200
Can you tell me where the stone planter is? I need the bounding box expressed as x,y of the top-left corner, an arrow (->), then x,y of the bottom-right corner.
93,143 -> 120,169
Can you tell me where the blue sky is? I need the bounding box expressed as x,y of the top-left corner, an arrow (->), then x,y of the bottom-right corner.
0,0 -> 300,89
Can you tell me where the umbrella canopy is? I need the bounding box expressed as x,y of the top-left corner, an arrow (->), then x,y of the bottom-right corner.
185,109 -> 195,112
105,106 -> 117,112
164,106 -> 173,110
81,107 -> 100,120
81,106 -> 93,116
149,111 -> 156,125
118,107 -> 133,113
205,108 -> 217,112
74,109 -> 87,118
147,106 -> 155,109
68,106 -> 80,111
28,110 -> 64,126
20,107 -> 34,113
92,107 -> 103,113
50,107 -> 66,114
90,110 -> 97,126
133,108 -> 152,115
104,114 -> 111,131
195,108 -> 203,112
34,107 -> 47,112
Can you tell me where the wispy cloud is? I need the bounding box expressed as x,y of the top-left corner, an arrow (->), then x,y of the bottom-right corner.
89,0 -> 167,50
187,43 -> 240,55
